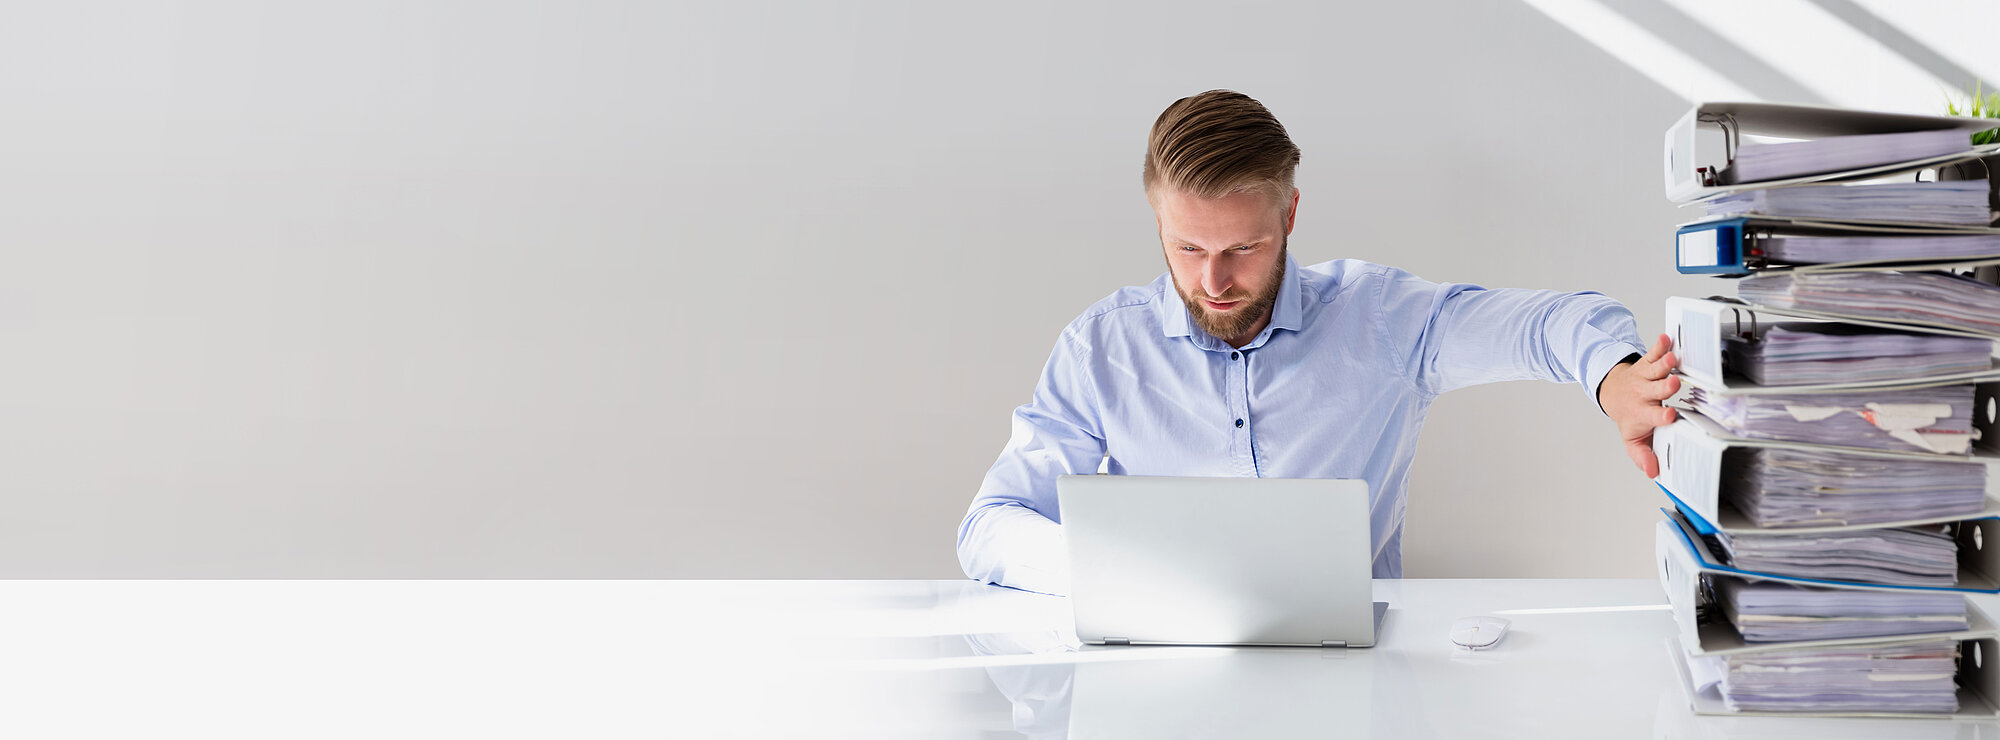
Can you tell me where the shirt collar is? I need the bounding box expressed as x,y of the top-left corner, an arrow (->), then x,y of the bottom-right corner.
1158,254 -> 1305,345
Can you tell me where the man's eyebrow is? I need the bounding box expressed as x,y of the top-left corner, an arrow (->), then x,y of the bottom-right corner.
1170,238 -> 1266,248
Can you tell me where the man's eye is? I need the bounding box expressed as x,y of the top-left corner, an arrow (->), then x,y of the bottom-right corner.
1181,246 -> 1199,252
1236,245 -> 1254,251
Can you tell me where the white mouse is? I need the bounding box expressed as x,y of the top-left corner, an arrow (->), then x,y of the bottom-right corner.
1450,616 -> 1510,650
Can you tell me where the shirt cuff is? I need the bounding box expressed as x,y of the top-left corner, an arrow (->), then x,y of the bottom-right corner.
1588,343 -> 1648,414
1001,519 -> 1070,596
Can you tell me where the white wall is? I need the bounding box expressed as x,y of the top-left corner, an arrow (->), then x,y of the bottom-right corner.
1,1 -> 1992,577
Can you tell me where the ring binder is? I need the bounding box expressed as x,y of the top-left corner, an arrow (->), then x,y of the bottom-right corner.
1653,412 -> 2000,536
1657,101 -> 2000,718
1673,216 -> 2000,275
1665,297 -> 2000,391
1665,102 -> 2000,204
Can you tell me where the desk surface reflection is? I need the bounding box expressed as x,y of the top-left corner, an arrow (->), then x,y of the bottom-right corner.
9,579 -> 2000,738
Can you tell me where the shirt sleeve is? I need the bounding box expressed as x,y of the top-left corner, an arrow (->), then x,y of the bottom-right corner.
1375,266 -> 1647,409
956,329 -> 1107,596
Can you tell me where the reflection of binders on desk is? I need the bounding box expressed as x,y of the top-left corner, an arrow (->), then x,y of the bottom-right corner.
1664,101 -> 2000,205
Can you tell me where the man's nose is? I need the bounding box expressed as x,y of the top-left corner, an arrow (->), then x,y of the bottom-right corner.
1201,258 -> 1230,298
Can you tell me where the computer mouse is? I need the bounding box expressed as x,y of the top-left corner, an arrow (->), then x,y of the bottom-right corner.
1450,616 -> 1510,650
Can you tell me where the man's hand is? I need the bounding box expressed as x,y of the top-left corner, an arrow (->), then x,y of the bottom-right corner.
1599,333 -> 1681,478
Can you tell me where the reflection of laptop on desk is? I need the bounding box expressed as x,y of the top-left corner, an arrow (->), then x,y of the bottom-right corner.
1057,475 -> 1388,648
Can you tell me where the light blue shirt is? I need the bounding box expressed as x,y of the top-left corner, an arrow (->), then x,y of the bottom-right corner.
957,255 -> 1646,595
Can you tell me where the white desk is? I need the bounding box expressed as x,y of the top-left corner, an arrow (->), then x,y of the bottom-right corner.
5,579 -> 1999,738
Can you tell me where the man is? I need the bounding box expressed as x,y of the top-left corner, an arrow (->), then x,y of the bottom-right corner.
957,90 -> 1680,596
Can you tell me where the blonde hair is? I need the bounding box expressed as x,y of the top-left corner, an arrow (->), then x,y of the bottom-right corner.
1143,90 -> 1301,212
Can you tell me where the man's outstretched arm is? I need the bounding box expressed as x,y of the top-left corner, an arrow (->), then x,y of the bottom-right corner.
957,333 -> 1107,596
1379,267 -> 1672,475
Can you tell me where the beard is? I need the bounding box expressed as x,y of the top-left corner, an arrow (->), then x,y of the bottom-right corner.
1175,240 -> 1288,342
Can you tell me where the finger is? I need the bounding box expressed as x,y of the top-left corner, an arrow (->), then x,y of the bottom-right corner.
1641,333 -> 1671,364
1646,375 -> 1681,401
1638,351 -> 1678,381
1627,441 -> 1660,479
1620,405 -> 1679,442
1637,336 -> 1674,381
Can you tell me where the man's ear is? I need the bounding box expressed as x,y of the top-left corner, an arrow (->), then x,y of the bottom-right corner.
1285,188 -> 1300,235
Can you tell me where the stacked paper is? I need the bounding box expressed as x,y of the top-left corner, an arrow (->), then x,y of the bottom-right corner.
1724,129 -> 1973,185
1719,580 -> 1968,642
1737,271 -> 2000,336
1707,180 -> 1993,226
1727,447 -> 1987,528
1659,513 -> 1994,717
1660,103 -> 2000,718
1714,525 -> 1957,587
1724,323 -> 1991,386
1685,639 -> 1962,713
1763,234 -> 2000,265
1688,383 -> 1977,454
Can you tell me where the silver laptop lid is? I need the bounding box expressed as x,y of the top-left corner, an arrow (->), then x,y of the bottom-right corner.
1057,475 -> 1377,647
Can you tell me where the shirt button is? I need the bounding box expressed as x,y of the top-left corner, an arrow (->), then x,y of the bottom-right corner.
1235,418 -> 1245,428
1230,352 -> 1240,361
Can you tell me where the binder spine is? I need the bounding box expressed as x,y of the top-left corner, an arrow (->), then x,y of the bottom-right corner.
1675,218 -> 1752,275
1656,519 -> 1706,649
1665,296 -> 1746,388
1651,419 -> 1723,526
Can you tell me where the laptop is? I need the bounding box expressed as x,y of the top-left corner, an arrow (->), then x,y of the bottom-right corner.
1056,475 -> 1388,647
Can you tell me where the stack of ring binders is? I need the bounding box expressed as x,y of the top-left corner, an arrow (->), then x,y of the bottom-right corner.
1654,101 -> 2000,719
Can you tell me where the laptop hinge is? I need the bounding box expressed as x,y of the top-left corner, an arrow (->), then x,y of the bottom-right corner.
1321,640 -> 1347,648
1103,637 -> 1131,646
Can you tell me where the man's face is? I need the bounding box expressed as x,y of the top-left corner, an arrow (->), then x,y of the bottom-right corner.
1153,187 -> 1298,346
